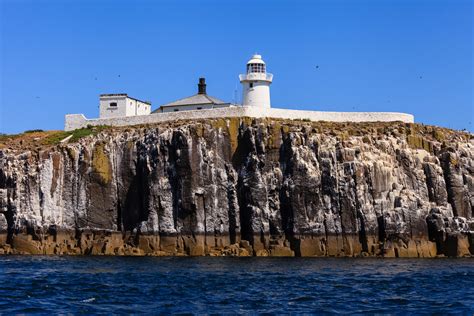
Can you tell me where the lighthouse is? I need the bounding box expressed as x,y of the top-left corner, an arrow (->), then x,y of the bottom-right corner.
239,54 -> 273,108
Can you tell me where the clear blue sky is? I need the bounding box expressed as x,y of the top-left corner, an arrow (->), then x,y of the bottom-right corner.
1,0 -> 472,134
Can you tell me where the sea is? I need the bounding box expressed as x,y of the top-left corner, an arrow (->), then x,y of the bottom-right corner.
0,256 -> 472,314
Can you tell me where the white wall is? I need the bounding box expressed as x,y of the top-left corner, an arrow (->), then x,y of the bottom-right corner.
242,82 -> 271,108
125,99 -> 136,116
125,98 -> 151,116
135,100 -> 151,116
66,106 -> 415,131
99,96 -> 127,118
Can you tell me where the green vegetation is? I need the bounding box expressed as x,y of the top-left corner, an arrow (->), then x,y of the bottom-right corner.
42,131 -> 71,145
43,125 -> 111,145
24,129 -> 44,133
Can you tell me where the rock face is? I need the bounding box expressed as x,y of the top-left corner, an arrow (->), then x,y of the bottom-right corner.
0,118 -> 473,257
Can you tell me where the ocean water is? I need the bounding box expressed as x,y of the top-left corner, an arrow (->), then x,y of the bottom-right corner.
0,257 -> 472,314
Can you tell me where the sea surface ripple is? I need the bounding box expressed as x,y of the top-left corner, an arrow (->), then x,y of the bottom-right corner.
0,256 -> 472,314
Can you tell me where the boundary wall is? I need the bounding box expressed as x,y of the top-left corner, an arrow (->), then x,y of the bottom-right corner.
65,106 -> 415,131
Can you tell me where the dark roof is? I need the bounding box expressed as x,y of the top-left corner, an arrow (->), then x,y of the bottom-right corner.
100,93 -> 127,97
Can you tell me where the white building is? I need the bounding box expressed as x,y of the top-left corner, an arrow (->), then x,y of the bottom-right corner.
99,94 -> 151,119
153,78 -> 231,113
239,54 -> 273,108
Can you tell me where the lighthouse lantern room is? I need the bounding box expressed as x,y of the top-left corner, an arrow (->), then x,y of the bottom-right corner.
239,54 -> 273,108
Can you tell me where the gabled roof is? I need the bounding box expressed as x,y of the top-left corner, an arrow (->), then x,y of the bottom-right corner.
159,93 -> 227,108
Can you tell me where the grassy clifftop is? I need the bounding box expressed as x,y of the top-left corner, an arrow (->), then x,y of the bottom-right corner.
1,118 -> 471,153
0,126 -> 110,150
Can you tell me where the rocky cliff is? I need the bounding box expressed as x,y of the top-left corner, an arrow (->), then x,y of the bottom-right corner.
0,118 -> 473,257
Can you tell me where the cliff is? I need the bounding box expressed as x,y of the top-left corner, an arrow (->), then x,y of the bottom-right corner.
0,118 -> 473,257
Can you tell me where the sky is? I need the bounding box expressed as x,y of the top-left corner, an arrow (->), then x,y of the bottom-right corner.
0,0 -> 472,134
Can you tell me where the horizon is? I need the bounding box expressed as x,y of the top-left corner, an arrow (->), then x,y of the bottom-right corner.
1,0 -> 472,134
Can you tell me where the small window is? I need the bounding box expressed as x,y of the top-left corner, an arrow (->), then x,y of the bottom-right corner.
197,107 -> 202,110
249,83 -> 254,88
174,109 -> 179,112
109,102 -> 117,107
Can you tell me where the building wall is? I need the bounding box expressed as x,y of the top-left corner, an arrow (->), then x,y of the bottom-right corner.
242,82 -> 271,108
100,96 -> 151,118
99,96 -> 128,118
66,106 -> 415,131
125,98 -> 136,116
138,100 -> 151,115
125,98 -> 151,116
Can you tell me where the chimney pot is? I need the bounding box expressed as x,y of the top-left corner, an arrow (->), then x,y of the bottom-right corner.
198,77 -> 206,94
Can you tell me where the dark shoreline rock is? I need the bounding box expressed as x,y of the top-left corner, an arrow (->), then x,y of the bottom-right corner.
0,118 -> 472,257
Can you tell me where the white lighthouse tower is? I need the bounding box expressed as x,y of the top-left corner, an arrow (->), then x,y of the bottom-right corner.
239,54 -> 273,108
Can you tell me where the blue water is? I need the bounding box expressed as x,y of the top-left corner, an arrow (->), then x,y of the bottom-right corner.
0,257 -> 472,314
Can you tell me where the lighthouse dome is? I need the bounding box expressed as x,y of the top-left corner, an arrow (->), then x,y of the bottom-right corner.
247,54 -> 265,65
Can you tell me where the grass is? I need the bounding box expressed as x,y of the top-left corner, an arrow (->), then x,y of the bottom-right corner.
43,125 -> 111,145
1,129 -> 47,144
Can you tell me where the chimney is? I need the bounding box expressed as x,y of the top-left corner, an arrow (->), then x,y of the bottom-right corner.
198,77 -> 206,94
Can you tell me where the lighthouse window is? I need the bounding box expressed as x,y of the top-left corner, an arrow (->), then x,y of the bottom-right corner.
248,63 -> 265,73
249,83 -> 254,88
109,102 -> 117,107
